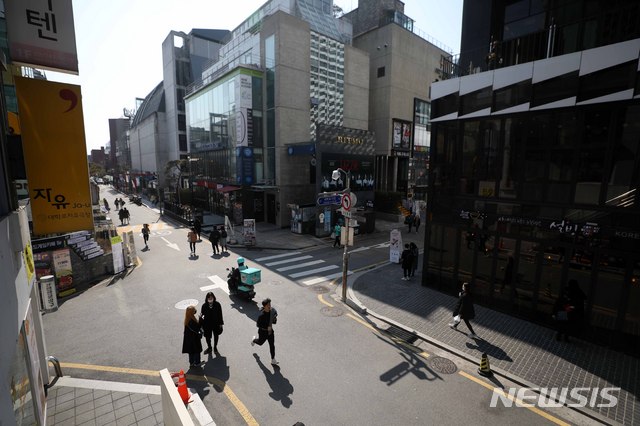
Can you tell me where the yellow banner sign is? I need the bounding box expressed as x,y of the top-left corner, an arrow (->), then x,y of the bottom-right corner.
16,77 -> 93,236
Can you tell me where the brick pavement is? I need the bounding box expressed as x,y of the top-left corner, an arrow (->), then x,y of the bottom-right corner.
350,263 -> 638,426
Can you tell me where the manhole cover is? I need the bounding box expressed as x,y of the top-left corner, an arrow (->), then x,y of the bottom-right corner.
175,299 -> 199,310
428,356 -> 457,374
321,306 -> 344,317
385,325 -> 418,344
310,285 -> 329,294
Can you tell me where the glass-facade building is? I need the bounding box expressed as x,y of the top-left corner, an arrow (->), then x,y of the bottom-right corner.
427,2 -> 640,354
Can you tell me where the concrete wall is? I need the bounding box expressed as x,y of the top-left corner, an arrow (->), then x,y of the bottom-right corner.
343,45 -> 370,130
129,112 -> 169,186
162,32 -> 182,162
348,0 -> 404,37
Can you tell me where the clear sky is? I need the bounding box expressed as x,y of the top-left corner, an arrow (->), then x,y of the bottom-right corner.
48,0 -> 463,153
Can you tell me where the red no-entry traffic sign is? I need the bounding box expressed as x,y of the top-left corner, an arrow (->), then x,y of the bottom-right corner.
341,193 -> 352,211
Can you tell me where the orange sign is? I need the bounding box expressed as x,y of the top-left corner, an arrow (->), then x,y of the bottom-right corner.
16,77 -> 93,235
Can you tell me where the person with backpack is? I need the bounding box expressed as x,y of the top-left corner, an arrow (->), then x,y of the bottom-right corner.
251,298 -> 279,365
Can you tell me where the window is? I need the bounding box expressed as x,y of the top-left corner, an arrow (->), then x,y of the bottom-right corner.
493,80 -> 531,111
179,134 -> 188,152
377,66 -> 385,78
578,60 -> 637,102
531,72 -> 579,108
178,114 -> 186,132
459,86 -> 493,116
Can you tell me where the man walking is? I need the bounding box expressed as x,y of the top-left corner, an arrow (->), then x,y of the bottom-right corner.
400,243 -> 414,280
251,298 -> 279,365
209,227 -> 221,255
449,282 -> 478,338
333,223 -> 342,248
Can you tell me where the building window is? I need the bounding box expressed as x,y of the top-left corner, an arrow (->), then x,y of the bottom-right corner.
493,80 -> 532,111
531,71 -> 579,108
432,92 -> 459,118
178,114 -> 186,131
377,66 -> 385,78
577,60 -> 637,103
459,86 -> 493,116
179,134 -> 187,152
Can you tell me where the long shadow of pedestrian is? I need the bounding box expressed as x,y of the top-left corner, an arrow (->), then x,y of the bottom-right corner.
198,355 -> 231,396
229,298 -> 260,321
253,354 -> 294,407
465,338 -> 512,362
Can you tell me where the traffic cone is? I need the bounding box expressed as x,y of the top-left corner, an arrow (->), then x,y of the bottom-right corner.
176,369 -> 190,404
478,353 -> 493,377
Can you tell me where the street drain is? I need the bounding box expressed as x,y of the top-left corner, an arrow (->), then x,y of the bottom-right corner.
428,356 -> 458,374
321,306 -> 344,317
385,325 -> 418,344
310,285 -> 329,294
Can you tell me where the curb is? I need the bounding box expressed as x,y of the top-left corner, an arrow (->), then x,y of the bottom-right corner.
343,264 -> 618,426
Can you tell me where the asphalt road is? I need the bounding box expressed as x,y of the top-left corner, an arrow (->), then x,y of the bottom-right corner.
41,187 -> 590,425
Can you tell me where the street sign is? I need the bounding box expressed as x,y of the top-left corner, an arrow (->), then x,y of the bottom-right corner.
342,210 -> 352,218
317,194 -> 342,206
341,193 -> 352,211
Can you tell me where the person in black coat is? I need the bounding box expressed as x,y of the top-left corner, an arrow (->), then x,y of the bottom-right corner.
409,242 -> 419,277
400,244 -> 414,280
200,292 -> 224,355
209,227 -> 221,255
251,298 -> 279,365
449,282 -> 478,337
182,305 -> 203,368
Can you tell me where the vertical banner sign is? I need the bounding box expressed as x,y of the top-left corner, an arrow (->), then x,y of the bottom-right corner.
6,0 -> 79,74
243,219 -> 256,246
389,229 -> 403,263
235,74 -> 253,147
16,77 -> 93,235
111,235 -> 125,274
52,248 -> 75,297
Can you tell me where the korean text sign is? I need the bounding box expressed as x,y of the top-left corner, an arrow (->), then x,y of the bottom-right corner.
16,77 -> 93,235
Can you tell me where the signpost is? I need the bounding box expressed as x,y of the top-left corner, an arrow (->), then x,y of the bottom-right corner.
317,194 -> 342,206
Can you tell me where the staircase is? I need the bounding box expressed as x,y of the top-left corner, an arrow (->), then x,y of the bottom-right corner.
66,230 -> 104,260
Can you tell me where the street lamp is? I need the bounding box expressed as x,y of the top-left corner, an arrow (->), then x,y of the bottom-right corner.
332,168 -> 350,302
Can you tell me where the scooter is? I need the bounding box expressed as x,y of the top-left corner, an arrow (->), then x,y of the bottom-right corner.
129,195 -> 142,206
226,257 -> 259,300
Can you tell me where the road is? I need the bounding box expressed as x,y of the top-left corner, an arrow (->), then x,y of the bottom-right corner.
41,186 -> 590,425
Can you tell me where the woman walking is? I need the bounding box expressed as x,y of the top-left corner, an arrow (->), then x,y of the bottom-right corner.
182,306 -> 203,368
188,228 -> 198,256
200,292 -> 224,355
449,282 -> 478,338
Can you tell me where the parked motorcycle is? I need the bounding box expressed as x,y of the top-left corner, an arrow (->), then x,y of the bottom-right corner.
129,195 -> 142,206
226,257 -> 260,300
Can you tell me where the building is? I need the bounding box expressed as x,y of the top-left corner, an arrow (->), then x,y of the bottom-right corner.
344,0 -> 451,199
90,147 -> 108,170
108,118 -> 131,190
128,29 -> 230,192
426,0 -> 640,353
185,0 -> 371,227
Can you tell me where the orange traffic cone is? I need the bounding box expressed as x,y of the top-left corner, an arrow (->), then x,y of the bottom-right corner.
478,353 -> 493,377
176,369 -> 190,403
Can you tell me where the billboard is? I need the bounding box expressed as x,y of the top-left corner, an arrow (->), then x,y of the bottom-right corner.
16,77 -> 93,235
6,0 -> 79,74
392,119 -> 412,150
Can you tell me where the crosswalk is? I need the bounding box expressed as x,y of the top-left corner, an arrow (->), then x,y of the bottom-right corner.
253,251 -> 353,286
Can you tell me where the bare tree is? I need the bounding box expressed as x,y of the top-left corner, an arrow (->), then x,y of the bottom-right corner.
164,159 -> 188,204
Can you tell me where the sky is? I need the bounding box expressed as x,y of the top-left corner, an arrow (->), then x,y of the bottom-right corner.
48,0 -> 463,153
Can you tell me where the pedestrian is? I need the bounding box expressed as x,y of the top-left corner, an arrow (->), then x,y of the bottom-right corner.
333,223 -> 342,248
251,298 -> 279,365
119,198 -> 125,208
188,228 -> 198,256
449,282 -> 478,338
200,292 -> 223,356
141,223 -> 150,248
209,226 -> 221,255
406,212 -> 414,233
400,243 -> 414,280
118,208 -> 126,226
220,226 -> 228,252
103,198 -> 110,211
114,198 -> 120,210
182,305 -> 203,368
553,287 -> 573,342
413,213 -> 421,233
123,207 -> 130,225
193,218 -> 202,241
409,242 -> 419,277
567,279 -> 586,337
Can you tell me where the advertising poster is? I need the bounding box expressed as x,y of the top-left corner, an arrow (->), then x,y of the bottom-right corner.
16,77 -> 93,235
33,252 -> 53,280
52,248 -> 74,296
390,229 -> 403,263
243,219 -> 256,246
111,235 -> 125,274
320,154 -> 375,192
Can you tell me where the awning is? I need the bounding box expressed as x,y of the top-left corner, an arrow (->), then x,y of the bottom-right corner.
217,185 -> 241,193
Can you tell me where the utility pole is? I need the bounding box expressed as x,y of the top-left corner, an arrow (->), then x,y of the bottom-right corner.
332,168 -> 351,302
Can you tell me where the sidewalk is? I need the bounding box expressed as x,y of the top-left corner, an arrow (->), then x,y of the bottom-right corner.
348,263 -> 638,426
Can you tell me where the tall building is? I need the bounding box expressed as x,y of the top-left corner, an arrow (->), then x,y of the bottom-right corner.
426,0 -> 640,353
185,0 -> 371,227
344,0 -> 451,198
128,29 -> 229,190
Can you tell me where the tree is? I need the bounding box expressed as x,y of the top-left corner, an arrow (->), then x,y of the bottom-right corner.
89,162 -> 105,177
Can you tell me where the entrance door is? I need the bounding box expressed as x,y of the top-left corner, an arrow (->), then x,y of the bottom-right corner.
267,193 -> 276,224
254,194 -> 264,222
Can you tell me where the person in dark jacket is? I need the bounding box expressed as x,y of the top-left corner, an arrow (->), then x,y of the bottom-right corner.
193,218 -> 202,241
251,298 -> 279,365
409,242 -> 419,277
209,227 -> 221,255
182,305 -> 203,368
400,244 -> 414,280
449,282 -> 478,337
553,286 -> 573,342
200,292 -> 224,355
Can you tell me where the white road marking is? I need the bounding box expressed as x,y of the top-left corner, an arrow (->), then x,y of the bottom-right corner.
254,251 -> 302,262
202,275 -> 229,294
161,237 -> 181,251
289,265 -> 339,278
302,270 -> 354,286
266,255 -> 312,266
276,260 -> 325,272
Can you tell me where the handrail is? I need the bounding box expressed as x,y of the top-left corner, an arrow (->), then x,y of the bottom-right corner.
44,356 -> 63,395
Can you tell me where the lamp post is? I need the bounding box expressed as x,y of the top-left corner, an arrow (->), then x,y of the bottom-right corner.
332,168 -> 350,302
